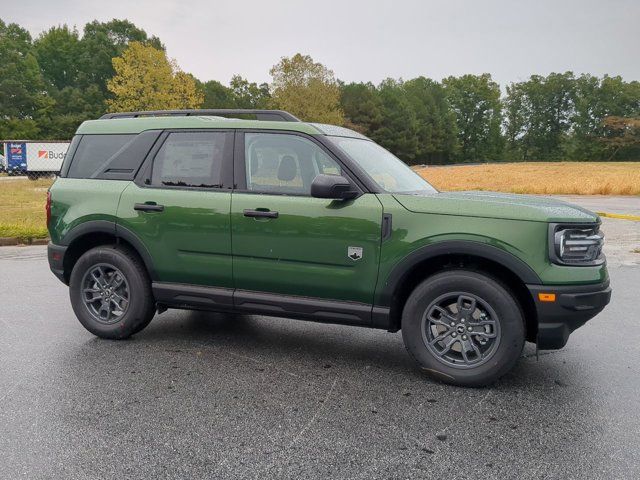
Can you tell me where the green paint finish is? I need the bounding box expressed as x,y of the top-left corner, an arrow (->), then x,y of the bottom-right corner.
77,117 -> 323,136
374,193 -> 606,307
231,192 -> 383,303
394,191 -> 599,223
117,183 -> 233,287
48,178 -> 129,244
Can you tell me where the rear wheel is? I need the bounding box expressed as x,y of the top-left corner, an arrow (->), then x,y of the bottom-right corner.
401,270 -> 525,387
69,245 -> 155,339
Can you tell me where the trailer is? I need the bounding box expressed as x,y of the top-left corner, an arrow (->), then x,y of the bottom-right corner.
2,140 -> 70,179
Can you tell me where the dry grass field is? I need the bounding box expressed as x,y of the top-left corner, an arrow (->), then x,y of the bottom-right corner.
0,162 -> 637,241
416,162 -> 640,195
0,177 -> 53,239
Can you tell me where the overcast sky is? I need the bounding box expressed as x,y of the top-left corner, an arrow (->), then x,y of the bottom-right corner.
3,0 -> 639,87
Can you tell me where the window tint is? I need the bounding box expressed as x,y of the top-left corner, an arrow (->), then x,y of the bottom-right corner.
151,132 -> 229,188
67,134 -> 135,178
245,133 -> 342,195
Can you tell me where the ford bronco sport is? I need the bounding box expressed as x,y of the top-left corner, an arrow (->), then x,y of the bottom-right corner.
47,109 -> 612,387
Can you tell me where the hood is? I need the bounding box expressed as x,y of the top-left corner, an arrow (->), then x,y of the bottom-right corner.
393,191 -> 599,223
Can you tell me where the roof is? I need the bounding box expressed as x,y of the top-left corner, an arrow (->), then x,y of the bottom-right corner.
76,116 -> 324,136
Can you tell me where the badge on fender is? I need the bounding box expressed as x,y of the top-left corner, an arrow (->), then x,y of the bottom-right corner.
348,246 -> 363,261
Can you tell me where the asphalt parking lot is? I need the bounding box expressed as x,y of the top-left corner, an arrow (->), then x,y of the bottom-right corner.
1,215 -> 638,479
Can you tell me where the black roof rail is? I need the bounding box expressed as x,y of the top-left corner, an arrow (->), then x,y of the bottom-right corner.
99,109 -> 300,122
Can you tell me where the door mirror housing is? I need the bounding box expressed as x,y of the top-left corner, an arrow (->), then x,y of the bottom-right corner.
311,174 -> 358,200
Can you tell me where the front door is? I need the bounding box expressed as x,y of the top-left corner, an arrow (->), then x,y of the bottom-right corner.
117,130 -> 234,288
231,131 -> 383,305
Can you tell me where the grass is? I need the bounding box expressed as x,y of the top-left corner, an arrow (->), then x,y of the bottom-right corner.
416,162 -> 640,195
0,177 -> 53,239
0,161 -> 638,241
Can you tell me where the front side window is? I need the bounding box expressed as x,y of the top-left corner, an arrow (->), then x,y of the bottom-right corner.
328,136 -> 437,194
244,133 -> 342,195
151,132 -> 229,188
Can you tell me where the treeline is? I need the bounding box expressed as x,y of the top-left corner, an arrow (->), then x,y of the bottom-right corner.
1,18 -> 639,163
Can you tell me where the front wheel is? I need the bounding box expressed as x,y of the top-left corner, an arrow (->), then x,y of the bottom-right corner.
401,270 -> 525,387
69,245 -> 155,339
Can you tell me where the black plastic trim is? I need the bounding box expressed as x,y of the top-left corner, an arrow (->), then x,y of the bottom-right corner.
47,242 -> 67,283
234,290 -> 374,326
114,224 -> 159,281
100,109 -> 300,122
377,240 -> 543,307
59,220 -> 117,246
528,280 -> 611,349
153,282 -> 234,309
382,213 -> 392,242
93,130 -> 162,181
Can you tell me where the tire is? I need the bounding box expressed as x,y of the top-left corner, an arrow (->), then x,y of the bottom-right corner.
401,270 -> 525,387
69,245 -> 155,339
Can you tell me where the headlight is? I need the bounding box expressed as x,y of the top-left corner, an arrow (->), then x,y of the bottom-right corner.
549,223 -> 605,266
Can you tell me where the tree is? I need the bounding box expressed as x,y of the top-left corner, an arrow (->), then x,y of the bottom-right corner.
106,42 -> 203,111
404,77 -> 458,164
599,116 -> 640,160
0,20 -> 50,139
504,72 -> 576,160
443,74 -> 503,162
340,82 -> 383,134
369,79 -> 420,164
568,75 -> 640,159
230,75 -> 270,109
79,19 -> 164,93
200,80 -> 236,108
270,54 -> 343,123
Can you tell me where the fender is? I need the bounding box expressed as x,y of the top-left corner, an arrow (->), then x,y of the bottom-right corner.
60,220 -> 158,281
376,240 -> 542,307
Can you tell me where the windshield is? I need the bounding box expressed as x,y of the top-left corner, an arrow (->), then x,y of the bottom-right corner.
328,136 -> 437,194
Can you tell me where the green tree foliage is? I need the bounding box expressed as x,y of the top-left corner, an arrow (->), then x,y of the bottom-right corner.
599,116 -> 640,160
107,42 -> 203,111
270,54 -> 344,124
341,79 -> 456,164
200,80 -> 236,108
504,72 -> 577,160
340,82 -> 383,133
2,17 -> 640,164
0,20 -> 50,139
443,74 -> 503,162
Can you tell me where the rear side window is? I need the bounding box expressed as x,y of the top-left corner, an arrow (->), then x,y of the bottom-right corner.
67,134 -> 135,179
151,131 -> 230,188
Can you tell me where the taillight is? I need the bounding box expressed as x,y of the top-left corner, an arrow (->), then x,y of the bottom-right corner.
46,191 -> 52,228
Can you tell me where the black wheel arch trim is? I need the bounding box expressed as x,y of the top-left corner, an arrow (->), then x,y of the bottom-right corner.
377,240 -> 542,307
59,220 -> 158,281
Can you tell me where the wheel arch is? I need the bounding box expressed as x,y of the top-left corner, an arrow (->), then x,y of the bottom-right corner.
60,221 -> 156,284
378,241 -> 541,342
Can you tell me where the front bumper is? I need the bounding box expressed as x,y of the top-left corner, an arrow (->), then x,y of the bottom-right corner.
47,242 -> 68,284
527,280 -> 611,350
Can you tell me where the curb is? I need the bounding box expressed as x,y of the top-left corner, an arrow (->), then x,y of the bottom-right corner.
596,212 -> 640,222
0,237 -> 49,247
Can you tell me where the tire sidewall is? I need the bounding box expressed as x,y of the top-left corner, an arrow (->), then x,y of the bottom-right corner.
402,270 -> 525,387
69,246 -> 153,339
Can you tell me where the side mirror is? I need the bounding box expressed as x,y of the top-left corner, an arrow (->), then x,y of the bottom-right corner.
311,174 -> 358,200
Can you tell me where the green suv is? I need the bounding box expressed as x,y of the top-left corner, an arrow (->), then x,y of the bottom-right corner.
47,109 -> 611,387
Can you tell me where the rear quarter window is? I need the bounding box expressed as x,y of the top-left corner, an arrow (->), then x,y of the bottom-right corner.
67,134 -> 135,179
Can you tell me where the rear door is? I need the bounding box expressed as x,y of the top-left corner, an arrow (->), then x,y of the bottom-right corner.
230,131 -> 383,307
117,130 -> 234,288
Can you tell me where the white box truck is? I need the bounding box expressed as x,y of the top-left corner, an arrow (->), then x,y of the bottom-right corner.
3,140 -> 70,179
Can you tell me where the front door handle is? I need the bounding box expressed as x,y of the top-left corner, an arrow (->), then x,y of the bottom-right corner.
243,209 -> 279,219
134,202 -> 165,212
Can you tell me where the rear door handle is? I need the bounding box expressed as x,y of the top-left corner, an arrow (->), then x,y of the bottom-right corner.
243,209 -> 279,219
134,202 -> 165,212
